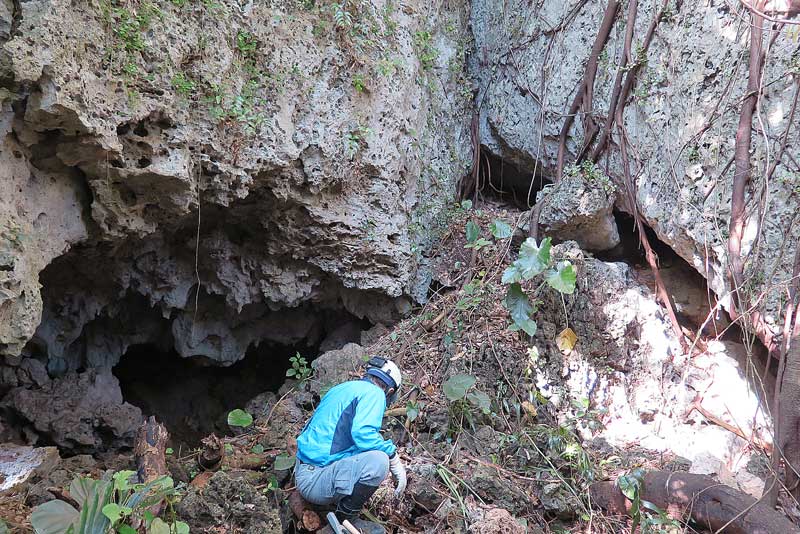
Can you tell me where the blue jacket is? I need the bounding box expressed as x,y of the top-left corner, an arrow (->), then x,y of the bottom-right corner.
296,378 -> 396,467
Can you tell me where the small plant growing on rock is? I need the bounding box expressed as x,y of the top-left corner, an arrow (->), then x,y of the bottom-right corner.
564,160 -> 615,195
286,353 -> 312,381
235,30 -> 257,55
171,72 -> 196,97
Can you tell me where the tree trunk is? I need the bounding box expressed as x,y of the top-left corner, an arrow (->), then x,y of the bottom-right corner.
590,471 -> 800,534
134,416 -> 169,484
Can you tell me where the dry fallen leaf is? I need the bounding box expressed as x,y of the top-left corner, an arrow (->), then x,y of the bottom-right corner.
556,327 -> 578,354
521,401 -> 538,417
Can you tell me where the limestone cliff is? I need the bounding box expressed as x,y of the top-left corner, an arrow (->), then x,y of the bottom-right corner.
0,0 -> 472,371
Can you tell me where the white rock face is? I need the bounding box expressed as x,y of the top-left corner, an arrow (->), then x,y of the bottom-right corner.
0,0 -> 473,368
535,244 -> 770,497
471,0 -> 800,336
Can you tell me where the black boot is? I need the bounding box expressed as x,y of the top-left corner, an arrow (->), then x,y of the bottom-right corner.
335,482 -> 379,521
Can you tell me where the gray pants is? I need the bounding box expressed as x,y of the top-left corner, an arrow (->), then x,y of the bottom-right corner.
294,450 -> 390,506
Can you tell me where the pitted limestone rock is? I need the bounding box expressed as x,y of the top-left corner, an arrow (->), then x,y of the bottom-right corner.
537,172 -> 619,252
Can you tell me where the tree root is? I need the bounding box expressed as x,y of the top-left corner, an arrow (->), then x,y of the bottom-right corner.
590,471 -> 800,534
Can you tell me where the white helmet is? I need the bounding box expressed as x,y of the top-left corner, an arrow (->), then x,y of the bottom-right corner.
366,357 -> 402,401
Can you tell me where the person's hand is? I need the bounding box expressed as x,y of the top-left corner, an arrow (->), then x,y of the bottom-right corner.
389,454 -> 407,498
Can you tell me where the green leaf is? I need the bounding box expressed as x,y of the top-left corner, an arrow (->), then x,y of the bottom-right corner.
466,390 -> 491,414
546,261 -> 577,294
274,453 -> 296,471
69,476 -> 100,508
490,219 -> 513,239
175,521 -> 190,534
617,474 -> 640,501
30,500 -> 79,534
165,447 -> 174,455
112,470 -> 136,491
148,518 -> 171,534
101,503 -> 122,524
516,237 -> 551,279
442,374 -> 476,402
504,283 -> 537,336
0,520 -> 8,534
286,368 -> 296,377
460,199 -> 473,210
406,402 -> 420,422
251,444 -> 265,454
118,525 -> 138,534
227,408 -> 254,428
465,220 -> 480,243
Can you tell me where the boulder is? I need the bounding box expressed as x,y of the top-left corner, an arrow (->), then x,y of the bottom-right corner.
0,444 -> 59,495
537,172 -> 619,252
469,508 -> 528,534
177,470 -> 282,534
309,343 -> 367,396
1,370 -> 142,452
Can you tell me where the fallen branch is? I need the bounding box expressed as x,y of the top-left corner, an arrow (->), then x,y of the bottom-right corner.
590,471 -> 800,534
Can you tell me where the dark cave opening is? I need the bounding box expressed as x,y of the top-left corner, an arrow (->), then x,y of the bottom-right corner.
113,341 -> 314,448
476,150 -> 549,208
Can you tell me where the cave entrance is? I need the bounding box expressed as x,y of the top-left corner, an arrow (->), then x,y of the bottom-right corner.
475,150 -> 549,208
113,342 -> 312,447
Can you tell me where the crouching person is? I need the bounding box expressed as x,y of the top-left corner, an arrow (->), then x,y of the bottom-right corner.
294,357 -> 407,532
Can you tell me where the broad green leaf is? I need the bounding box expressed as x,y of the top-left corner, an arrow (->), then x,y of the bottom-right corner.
252,444 -> 265,454
118,525 -> 138,534
113,470 -> 136,491
466,390 -> 491,414
442,374 -> 476,402
460,199 -> 473,210
30,500 -> 79,534
165,447 -> 174,455
501,265 -> 521,284
79,479 -> 113,534
489,219 -> 513,239
69,476 -> 99,508
148,518 -> 171,534
102,503 -> 122,524
546,261 -> 577,294
176,521 -> 190,534
274,453 -> 296,471
504,283 -> 537,336
465,221 -> 480,243
227,408 -> 253,428
516,237 -> 551,279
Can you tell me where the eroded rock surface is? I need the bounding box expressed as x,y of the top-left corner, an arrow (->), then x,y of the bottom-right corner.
0,0 -> 472,374
1,370 -> 141,452
177,470 -> 282,533
472,0 -> 800,335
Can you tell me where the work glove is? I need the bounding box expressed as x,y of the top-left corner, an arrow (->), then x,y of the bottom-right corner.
389,454 -> 407,498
